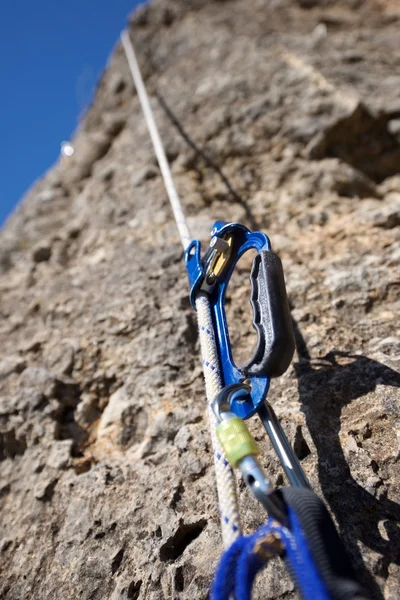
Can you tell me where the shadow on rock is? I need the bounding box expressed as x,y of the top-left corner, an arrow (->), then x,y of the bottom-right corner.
293,321 -> 400,599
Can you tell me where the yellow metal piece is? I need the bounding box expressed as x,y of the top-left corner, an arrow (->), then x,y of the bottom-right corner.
207,235 -> 233,281
216,417 -> 259,468
253,532 -> 284,560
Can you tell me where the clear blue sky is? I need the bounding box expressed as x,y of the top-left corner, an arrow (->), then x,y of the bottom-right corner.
0,0 -> 144,227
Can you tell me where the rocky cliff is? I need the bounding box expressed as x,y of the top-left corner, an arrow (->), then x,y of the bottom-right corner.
0,1 -> 399,598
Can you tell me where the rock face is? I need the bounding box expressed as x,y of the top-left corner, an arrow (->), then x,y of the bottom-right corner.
0,1 -> 399,598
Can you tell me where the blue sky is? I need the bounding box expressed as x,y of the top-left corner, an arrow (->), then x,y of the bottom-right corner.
0,0 -> 144,227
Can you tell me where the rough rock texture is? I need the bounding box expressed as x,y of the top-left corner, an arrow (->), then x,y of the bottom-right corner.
1,1 -> 399,598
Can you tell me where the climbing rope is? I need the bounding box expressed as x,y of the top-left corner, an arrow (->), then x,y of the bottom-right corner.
121,30 -> 242,546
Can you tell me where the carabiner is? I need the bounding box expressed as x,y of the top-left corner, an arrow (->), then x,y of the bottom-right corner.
185,221 -> 295,418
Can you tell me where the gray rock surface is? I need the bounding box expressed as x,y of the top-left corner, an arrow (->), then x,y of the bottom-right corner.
0,1 -> 399,598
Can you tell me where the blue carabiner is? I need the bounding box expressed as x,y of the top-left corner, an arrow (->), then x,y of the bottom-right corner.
185,221 -> 295,419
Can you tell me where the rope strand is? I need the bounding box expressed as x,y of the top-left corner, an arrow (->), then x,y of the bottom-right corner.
121,30 -> 242,545
120,31 -> 191,251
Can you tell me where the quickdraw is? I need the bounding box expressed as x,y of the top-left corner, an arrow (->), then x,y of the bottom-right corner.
186,220 -> 309,488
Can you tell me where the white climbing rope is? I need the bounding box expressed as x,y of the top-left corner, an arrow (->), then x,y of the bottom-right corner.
121,30 -> 241,546
120,31 -> 191,251
196,293 -> 242,546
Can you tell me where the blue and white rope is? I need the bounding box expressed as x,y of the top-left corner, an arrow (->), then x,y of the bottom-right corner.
121,31 -> 242,546
196,293 -> 242,546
